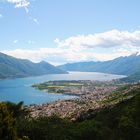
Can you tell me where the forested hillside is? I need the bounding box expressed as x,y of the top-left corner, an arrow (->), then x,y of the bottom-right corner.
0,52 -> 67,79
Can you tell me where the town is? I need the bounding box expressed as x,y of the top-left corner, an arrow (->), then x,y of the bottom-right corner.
30,80 -> 135,121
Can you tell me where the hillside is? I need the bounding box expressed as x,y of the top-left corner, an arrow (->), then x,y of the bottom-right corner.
58,53 -> 140,76
1,84 -> 140,140
0,52 -> 67,79
120,72 -> 140,83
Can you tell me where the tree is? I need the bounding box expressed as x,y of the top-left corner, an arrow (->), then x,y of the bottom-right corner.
0,103 -> 18,140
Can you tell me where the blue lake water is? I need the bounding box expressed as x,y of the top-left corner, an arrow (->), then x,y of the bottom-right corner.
0,71 -> 126,105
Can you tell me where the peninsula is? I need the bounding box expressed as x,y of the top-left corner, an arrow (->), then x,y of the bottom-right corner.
30,80 -> 136,121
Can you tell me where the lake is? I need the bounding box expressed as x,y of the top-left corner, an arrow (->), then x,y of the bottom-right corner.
0,71 -> 126,105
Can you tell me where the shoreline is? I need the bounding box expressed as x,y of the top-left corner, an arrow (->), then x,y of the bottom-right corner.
29,80 -> 120,120
29,81 -> 140,121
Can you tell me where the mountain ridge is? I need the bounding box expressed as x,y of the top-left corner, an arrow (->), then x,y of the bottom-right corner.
0,52 -> 67,79
58,54 -> 140,76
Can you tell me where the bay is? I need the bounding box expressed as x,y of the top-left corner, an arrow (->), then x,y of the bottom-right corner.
0,71 -> 126,105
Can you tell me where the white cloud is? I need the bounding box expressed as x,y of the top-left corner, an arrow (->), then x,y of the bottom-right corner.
28,40 -> 35,44
13,40 -> 18,43
29,17 -> 39,25
6,0 -> 30,13
1,47 -> 134,65
2,0 -> 39,23
24,7 -> 29,13
7,0 -> 30,8
55,29 -> 140,49
33,18 -> 39,25
2,29 -> 140,65
1,48 -> 99,65
0,14 -> 3,18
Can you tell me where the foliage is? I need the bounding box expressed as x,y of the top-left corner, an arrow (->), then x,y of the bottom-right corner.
0,103 -> 18,140
0,102 -> 30,140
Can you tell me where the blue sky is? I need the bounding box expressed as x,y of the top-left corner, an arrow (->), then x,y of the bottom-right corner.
0,0 -> 140,65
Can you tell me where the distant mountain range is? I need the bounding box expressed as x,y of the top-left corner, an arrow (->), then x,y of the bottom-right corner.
58,53 -> 140,76
0,52 -> 67,79
1,51 -> 140,82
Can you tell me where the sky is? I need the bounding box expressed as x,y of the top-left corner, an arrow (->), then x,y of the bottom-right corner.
0,0 -> 140,65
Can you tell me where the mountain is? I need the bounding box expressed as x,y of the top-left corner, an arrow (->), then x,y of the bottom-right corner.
58,53 -> 140,76
0,52 -> 67,79
120,72 -> 140,83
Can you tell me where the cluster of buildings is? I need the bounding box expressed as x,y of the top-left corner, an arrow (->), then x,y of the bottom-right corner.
29,81 -> 118,120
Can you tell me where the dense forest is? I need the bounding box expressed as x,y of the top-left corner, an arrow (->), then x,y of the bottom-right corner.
0,88 -> 140,140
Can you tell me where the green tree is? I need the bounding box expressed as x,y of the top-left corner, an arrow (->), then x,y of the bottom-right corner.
0,103 -> 18,140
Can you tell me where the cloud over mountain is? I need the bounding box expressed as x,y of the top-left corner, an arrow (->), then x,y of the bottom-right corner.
55,29 -> 140,49
2,29 -> 140,65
